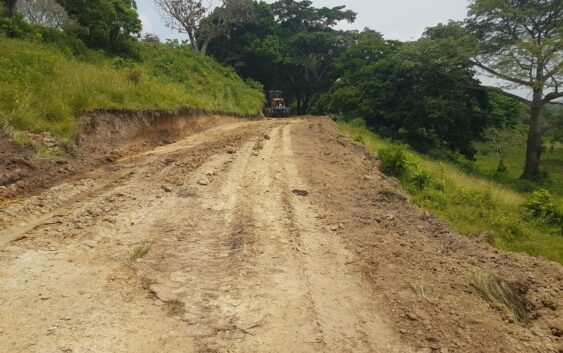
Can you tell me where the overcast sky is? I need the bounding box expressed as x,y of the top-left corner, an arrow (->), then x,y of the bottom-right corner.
136,0 -> 471,41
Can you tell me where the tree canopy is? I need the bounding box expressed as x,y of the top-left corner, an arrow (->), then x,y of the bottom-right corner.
206,0 -> 356,114
56,0 -> 141,49
316,26 -> 521,158
466,0 -> 563,176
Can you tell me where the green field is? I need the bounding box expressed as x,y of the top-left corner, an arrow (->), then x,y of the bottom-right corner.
474,138 -> 563,201
340,121 -> 563,264
0,36 -> 264,141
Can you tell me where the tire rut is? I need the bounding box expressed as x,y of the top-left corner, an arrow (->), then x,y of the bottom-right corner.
0,118 -> 416,353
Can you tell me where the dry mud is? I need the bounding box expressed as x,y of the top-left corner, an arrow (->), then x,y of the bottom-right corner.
0,117 -> 561,353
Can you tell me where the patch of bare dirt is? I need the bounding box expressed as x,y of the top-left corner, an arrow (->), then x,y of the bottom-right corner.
0,110 -> 256,202
0,116 -> 561,353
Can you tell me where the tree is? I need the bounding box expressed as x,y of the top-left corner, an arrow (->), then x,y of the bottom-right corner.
154,0 -> 206,51
271,0 -> 355,30
319,25 -> 521,158
205,0 -> 356,113
485,127 -> 526,172
466,0 -> 563,177
56,0 -> 141,48
154,0 -> 253,54
198,0 -> 254,55
1,0 -> 18,16
17,0 -> 68,27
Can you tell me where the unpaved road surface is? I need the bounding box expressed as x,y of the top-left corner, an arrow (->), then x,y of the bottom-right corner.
0,117 -> 561,353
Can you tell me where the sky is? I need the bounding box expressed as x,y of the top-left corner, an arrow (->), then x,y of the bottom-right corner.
136,0 -> 471,42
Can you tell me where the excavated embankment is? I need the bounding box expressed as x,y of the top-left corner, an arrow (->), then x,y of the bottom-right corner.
0,109 -> 261,201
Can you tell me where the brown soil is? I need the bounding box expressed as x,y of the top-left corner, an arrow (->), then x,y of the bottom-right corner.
0,117 -> 561,353
0,110 -> 251,202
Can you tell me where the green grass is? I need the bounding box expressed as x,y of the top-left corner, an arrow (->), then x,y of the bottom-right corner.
340,121 -> 563,264
0,36 -> 264,141
474,137 -> 563,201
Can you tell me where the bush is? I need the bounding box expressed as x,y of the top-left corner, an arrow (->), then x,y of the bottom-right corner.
0,12 -> 41,39
411,170 -> 432,190
427,148 -> 458,162
378,145 -> 415,179
523,189 -> 563,227
350,117 -> 367,128
455,158 -> 479,175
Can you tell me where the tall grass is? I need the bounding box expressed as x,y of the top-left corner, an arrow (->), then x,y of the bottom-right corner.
471,271 -> 529,323
0,37 -> 264,141
340,121 -> 563,264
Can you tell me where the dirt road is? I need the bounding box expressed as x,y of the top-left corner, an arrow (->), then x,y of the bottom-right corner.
0,117 -> 561,353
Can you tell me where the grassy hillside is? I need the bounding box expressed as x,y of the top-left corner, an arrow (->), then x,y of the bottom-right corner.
340,121 -> 563,264
474,135 -> 563,201
0,36 -> 264,141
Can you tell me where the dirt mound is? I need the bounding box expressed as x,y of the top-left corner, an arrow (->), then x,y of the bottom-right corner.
292,118 -> 562,353
0,110 -> 258,201
0,131 -> 77,202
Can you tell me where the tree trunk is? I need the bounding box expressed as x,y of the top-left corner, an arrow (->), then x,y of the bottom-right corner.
186,29 -> 199,52
302,95 -> 310,115
3,0 -> 17,16
109,26 -> 120,43
201,38 -> 211,56
523,89 -> 544,178
296,97 -> 302,115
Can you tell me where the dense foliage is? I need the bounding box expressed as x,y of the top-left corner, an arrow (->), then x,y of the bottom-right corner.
317,25 -> 522,158
206,0 -> 356,114
205,2 -> 527,158
55,0 -> 142,54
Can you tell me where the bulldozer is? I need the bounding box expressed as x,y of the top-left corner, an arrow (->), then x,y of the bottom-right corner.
264,90 -> 290,117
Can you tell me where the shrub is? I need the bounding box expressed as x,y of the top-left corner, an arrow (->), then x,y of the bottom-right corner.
523,189 -> 563,227
350,117 -> 367,128
378,145 -> 415,179
411,169 -> 432,190
431,177 -> 447,191
427,148 -> 458,162
0,12 -> 41,39
455,158 -> 479,175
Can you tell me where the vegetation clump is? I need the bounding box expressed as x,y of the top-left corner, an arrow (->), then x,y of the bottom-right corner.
523,190 -> 563,233
128,243 -> 151,262
471,271 -> 530,323
378,146 -> 413,180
